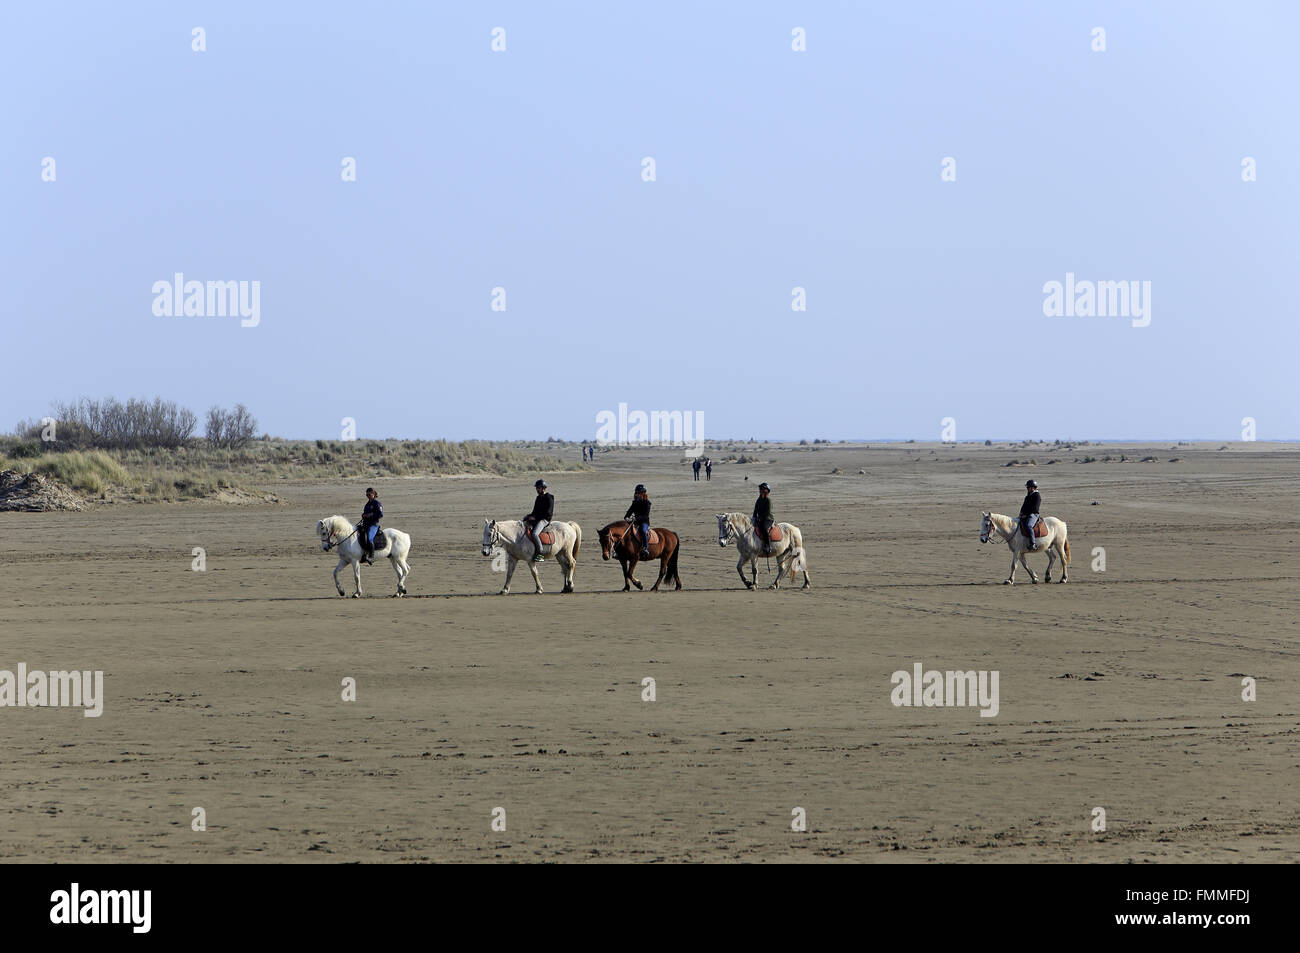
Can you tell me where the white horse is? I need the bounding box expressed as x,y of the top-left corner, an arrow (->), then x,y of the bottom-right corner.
980,511 -> 1070,585
716,513 -> 811,590
481,518 -> 582,594
317,515 -> 412,597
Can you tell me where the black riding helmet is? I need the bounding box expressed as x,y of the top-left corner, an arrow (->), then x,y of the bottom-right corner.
1025,479 -> 1038,489
758,482 -> 770,491
634,484 -> 646,493
535,479 -> 548,489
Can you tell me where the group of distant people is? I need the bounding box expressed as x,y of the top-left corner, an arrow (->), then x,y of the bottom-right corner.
581,445 -> 597,462
691,457 -> 713,481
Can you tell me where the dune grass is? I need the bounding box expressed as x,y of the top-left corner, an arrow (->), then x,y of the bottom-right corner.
0,438 -> 588,503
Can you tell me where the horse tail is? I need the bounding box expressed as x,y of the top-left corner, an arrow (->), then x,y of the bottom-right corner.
570,521 -> 581,561
1064,537 -> 1071,564
667,536 -> 680,583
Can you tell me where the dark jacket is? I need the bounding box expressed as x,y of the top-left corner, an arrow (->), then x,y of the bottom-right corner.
1019,491 -> 1041,518
753,495 -> 773,522
625,498 -> 651,523
361,498 -> 383,526
528,492 -> 555,522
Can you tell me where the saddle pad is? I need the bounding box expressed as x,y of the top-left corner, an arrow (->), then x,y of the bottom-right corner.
1034,521 -> 1048,538
767,526 -> 783,541
538,530 -> 555,545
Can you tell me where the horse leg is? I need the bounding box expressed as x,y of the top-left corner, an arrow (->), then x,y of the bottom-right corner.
749,558 -> 758,589
651,551 -> 667,592
737,554 -> 752,589
769,548 -> 786,590
1020,550 -> 1037,584
1044,543 -> 1055,583
1058,539 -> 1069,583
333,558 -> 346,597
1005,549 -> 1017,585
559,550 -> 574,593
628,554 -> 643,590
618,556 -> 632,591
528,558 -> 543,594
351,559 -> 363,597
501,556 -> 517,594
391,555 -> 406,596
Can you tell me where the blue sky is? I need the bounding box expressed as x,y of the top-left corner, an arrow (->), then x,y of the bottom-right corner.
3,1 -> 1296,441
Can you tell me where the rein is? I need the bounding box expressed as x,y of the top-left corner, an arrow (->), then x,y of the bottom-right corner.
325,523 -> 360,551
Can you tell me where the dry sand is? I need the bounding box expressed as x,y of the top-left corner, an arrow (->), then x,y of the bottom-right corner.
1,443 -> 1296,862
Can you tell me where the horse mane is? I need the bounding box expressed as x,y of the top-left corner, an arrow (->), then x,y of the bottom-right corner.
322,515 -> 352,534
721,512 -> 751,526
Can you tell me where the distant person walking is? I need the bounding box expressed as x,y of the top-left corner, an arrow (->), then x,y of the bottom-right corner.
692,458 -> 701,481
705,458 -> 712,481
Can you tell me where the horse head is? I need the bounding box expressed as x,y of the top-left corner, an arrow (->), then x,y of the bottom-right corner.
716,513 -> 737,547
979,512 -> 999,543
482,519 -> 499,556
318,517 -> 342,551
598,522 -> 627,560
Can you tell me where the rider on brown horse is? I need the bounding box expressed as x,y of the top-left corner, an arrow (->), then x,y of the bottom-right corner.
624,484 -> 652,558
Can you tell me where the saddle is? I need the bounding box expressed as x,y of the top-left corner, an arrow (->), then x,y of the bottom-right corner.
1019,517 -> 1048,540
633,529 -> 660,548
537,529 -> 555,546
759,525 -> 782,542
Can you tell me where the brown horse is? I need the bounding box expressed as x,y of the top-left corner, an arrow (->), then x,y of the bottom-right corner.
597,520 -> 682,592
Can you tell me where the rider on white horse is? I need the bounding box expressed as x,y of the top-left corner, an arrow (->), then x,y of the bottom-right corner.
1019,480 -> 1041,550
359,487 -> 383,564
524,479 -> 554,562
753,483 -> 775,555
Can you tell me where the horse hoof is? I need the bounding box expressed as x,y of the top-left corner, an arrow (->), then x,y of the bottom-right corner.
1003,580 -> 1013,586
1059,577 -> 1068,584
1031,578 -> 1038,585
351,593 -> 361,599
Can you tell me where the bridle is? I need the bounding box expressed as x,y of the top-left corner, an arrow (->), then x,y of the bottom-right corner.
979,516 -> 1003,544
323,521 -> 358,551
483,521 -> 503,556
603,522 -> 630,557
718,516 -> 739,547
